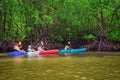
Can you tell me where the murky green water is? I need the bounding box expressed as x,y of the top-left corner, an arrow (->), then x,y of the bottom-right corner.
0,52 -> 120,80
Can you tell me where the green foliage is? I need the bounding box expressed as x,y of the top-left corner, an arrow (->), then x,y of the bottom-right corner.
51,34 -> 64,42
83,34 -> 96,40
0,0 -> 120,42
106,28 -> 120,41
42,15 -> 53,27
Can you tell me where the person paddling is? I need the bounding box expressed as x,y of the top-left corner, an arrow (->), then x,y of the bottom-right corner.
64,41 -> 72,50
37,46 -> 45,51
13,43 -> 20,51
27,45 -> 35,52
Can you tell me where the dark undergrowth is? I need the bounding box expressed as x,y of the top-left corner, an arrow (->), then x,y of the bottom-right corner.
0,39 -> 120,53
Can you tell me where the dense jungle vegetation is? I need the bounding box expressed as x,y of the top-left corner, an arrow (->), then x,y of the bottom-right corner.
0,0 -> 120,52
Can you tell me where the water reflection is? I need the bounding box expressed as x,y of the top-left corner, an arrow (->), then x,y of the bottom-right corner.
13,57 -> 23,65
0,52 -> 120,80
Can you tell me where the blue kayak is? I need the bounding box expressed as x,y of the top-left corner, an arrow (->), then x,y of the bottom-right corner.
7,51 -> 27,57
59,48 -> 87,54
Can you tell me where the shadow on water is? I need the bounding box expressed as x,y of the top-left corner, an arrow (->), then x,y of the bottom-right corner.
0,52 -> 120,58
0,53 -> 9,58
58,52 -> 120,58
86,52 -> 120,57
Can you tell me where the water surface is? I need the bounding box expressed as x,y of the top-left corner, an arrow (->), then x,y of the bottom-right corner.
0,52 -> 120,80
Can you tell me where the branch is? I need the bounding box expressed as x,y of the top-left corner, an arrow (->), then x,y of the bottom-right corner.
93,12 -> 101,22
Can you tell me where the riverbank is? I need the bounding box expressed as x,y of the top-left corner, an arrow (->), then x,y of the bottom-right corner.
1,39 -> 120,52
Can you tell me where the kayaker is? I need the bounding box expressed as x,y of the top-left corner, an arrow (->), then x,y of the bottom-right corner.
37,40 -> 45,51
18,41 -> 22,49
27,45 -> 37,57
37,46 -> 45,51
18,41 -> 22,46
64,45 -> 70,50
38,40 -> 44,48
64,41 -> 72,50
13,43 -> 20,51
18,41 -> 25,52
27,45 -> 35,52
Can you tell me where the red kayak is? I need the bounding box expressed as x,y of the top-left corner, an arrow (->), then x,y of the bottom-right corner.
39,49 -> 59,56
